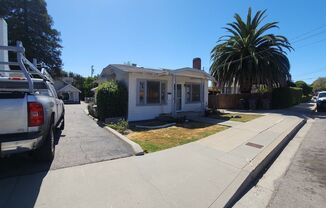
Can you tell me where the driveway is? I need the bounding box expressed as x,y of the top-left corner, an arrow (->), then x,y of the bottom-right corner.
0,103 -> 134,178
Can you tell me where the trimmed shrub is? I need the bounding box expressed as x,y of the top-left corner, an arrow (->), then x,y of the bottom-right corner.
272,87 -> 303,108
96,80 -> 128,121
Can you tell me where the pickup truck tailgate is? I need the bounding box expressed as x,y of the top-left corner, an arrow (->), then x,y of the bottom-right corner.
0,93 -> 28,134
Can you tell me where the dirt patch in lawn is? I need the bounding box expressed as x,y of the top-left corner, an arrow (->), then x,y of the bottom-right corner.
127,122 -> 227,153
208,113 -> 263,122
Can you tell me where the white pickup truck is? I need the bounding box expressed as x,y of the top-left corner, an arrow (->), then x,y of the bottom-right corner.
0,42 -> 64,161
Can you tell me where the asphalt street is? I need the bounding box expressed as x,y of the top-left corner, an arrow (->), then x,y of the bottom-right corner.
0,103 -> 133,178
268,113 -> 326,208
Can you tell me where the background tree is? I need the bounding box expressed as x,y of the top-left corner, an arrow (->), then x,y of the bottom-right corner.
312,77 -> 326,92
210,8 -> 292,94
295,80 -> 312,96
0,0 -> 63,77
83,77 -> 98,97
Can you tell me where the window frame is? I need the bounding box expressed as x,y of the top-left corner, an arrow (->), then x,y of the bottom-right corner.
185,82 -> 202,104
136,79 -> 167,106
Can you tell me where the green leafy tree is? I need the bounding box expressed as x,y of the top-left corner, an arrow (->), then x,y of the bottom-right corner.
295,80 -> 312,95
61,71 -> 98,100
83,77 -> 97,97
210,8 -> 292,94
0,0 -> 63,77
312,77 -> 326,92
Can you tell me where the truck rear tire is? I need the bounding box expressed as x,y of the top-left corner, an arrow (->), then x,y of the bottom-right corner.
34,122 -> 55,161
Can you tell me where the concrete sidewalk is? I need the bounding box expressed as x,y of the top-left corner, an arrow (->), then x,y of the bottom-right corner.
0,114 -> 305,208
189,116 -> 242,127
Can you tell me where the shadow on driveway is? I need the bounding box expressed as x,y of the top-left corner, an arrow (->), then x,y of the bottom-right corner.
0,130 -> 63,208
0,130 -> 62,179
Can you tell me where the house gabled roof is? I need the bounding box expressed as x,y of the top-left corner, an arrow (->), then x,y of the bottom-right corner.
173,67 -> 216,82
57,84 -> 81,93
107,64 -> 167,74
102,64 -> 216,81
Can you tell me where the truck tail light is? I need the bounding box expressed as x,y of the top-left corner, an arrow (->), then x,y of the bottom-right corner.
28,102 -> 44,127
9,77 -> 26,80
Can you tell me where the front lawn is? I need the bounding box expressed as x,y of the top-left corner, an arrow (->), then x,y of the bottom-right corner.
127,122 -> 227,153
208,113 -> 263,122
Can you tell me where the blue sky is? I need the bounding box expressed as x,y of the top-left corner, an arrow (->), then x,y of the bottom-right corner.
47,0 -> 326,83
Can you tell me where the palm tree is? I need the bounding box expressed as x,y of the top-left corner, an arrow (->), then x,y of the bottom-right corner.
210,8 -> 293,94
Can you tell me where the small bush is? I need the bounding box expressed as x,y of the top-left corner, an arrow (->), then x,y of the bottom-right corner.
272,87 -> 303,108
96,80 -> 128,121
108,119 -> 128,134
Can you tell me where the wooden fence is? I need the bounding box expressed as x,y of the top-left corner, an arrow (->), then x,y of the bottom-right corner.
208,93 -> 271,109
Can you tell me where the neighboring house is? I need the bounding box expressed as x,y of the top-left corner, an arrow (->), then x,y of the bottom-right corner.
54,77 -> 81,104
98,58 -> 215,121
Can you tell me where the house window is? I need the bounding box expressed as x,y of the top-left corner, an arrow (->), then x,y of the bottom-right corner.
137,80 -> 167,105
185,83 -> 201,103
147,81 -> 160,104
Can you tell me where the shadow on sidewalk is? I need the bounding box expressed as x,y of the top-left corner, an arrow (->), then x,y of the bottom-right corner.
0,130 -> 63,208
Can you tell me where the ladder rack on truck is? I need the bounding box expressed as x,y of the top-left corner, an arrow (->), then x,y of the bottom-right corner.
0,41 -> 54,94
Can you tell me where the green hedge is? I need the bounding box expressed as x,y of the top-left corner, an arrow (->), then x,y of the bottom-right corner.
272,87 -> 303,109
96,80 -> 128,121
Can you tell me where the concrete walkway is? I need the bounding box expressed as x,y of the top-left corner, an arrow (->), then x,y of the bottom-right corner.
0,114 -> 304,208
189,116 -> 242,127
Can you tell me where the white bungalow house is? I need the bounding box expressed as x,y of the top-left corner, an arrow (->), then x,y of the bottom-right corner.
98,58 -> 215,121
54,77 -> 81,104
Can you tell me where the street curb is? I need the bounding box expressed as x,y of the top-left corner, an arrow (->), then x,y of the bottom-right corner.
234,118 -> 314,208
104,126 -> 144,156
221,118 -> 307,208
83,109 -> 144,156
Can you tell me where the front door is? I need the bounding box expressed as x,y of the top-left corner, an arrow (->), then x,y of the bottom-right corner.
176,84 -> 182,111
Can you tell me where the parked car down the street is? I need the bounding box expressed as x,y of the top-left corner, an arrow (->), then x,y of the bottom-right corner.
316,91 -> 326,112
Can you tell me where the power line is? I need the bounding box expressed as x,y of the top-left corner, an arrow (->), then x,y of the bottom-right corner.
292,30 -> 326,44
290,24 -> 326,42
295,37 -> 326,49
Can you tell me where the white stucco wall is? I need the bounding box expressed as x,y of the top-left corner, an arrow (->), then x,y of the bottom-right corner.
99,66 -> 129,87
123,73 -> 209,121
112,68 -> 129,87
127,73 -> 172,121
175,76 -> 208,112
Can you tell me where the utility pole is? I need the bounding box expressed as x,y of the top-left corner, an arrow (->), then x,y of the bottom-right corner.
91,65 -> 94,77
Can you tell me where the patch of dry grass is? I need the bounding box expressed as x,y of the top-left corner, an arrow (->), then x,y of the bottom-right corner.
127,122 -> 227,153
